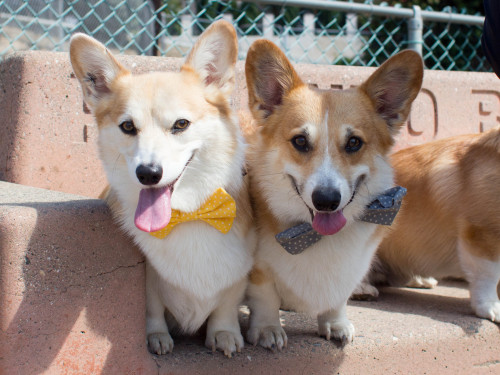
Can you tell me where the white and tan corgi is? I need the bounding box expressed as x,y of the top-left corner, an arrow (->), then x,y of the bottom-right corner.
367,128 -> 500,322
69,20 -> 255,357
244,40 -> 423,349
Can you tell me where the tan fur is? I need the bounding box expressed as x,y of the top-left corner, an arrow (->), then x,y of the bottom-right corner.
374,127 -> 500,322
249,267 -> 269,286
245,40 -> 423,349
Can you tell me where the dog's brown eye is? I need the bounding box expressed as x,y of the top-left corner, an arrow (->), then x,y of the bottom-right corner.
291,135 -> 310,152
345,136 -> 363,153
119,120 -> 137,135
172,119 -> 191,133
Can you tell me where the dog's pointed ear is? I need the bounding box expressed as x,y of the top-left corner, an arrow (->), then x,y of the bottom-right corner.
69,33 -> 129,112
182,20 -> 238,96
360,50 -> 423,133
245,40 -> 304,121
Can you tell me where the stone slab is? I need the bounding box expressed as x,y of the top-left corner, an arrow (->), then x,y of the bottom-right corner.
1,50 -> 499,197
0,181 -> 155,374
1,182 -> 499,374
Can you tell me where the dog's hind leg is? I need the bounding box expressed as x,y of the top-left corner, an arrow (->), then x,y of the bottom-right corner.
458,234 -> 500,323
406,275 -> 438,289
205,278 -> 246,358
351,281 -> 379,301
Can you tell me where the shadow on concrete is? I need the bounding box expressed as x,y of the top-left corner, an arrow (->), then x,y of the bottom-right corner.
1,199 -> 155,374
350,280 -> 500,336
1,198 -> 346,374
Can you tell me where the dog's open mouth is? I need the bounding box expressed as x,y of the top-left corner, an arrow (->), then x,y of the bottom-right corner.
134,154 -> 194,233
288,174 -> 366,236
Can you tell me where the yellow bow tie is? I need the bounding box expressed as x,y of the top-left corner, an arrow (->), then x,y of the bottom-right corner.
149,188 -> 236,239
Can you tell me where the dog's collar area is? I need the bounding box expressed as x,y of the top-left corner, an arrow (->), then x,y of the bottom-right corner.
148,187 -> 236,239
275,186 -> 407,255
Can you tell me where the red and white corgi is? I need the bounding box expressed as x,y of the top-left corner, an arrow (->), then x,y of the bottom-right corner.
244,40 -> 423,349
370,128 -> 500,322
70,21 -> 255,357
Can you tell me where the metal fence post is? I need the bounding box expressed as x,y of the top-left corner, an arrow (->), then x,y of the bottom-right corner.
303,12 -> 315,37
263,12 -> 275,38
408,5 -> 423,55
181,14 -> 193,38
346,13 -> 358,40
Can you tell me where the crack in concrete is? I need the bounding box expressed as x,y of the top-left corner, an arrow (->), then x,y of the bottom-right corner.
474,360 -> 500,367
96,260 -> 145,277
151,355 -> 162,375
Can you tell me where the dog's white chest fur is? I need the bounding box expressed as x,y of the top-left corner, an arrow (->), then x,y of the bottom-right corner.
261,222 -> 379,315
137,221 -> 252,299
137,221 -> 252,330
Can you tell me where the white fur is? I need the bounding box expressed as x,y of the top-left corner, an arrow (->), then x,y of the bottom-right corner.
248,131 -> 395,348
458,239 -> 500,322
104,85 -> 252,350
70,22 -> 254,357
246,47 -> 423,350
259,221 -> 380,315
257,155 -> 393,315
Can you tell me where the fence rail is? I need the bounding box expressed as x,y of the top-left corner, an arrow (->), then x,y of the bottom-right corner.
247,0 -> 484,25
0,0 -> 491,72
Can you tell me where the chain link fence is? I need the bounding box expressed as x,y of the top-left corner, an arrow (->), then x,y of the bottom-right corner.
0,0 -> 490,72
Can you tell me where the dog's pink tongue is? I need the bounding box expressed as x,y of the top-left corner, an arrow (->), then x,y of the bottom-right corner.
134,187 -> 172,233
312,211 -> 347,236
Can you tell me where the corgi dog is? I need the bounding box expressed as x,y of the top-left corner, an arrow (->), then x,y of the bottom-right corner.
69,20 -> 255,357
244,40 -> 423,349
367,128 -> 500,323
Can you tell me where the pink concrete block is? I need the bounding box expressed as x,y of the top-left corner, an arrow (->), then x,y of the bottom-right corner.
0,52 -> 182,198
1,51 -> 499,197
2,184 -> 500,374
0,181 -> 156,374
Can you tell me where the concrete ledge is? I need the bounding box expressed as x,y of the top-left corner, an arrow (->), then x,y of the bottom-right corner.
0,181 -> 155,374
1,51 -> 499,197
2,182 -> 499,374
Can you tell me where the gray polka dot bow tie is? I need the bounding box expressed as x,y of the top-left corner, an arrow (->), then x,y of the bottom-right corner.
275,186 -> 407,255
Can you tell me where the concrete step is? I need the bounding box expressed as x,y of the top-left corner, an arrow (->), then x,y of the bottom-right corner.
1,181 -> 499,374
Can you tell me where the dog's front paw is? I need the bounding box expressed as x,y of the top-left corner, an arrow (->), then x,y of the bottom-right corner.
247,325 -> 287,351
205,330 -> 244,358
147,332 -> 174,355
318,318 -> 355,345
474,301 -> 500,323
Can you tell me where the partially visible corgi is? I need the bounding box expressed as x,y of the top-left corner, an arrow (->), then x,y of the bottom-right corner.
367,129 -> 500,322
70,20 -> 255,357
244,40 -> 423,350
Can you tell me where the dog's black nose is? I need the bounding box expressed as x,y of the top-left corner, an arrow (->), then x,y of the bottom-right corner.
136,164 -> 163,186
312,187 -> 341,211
